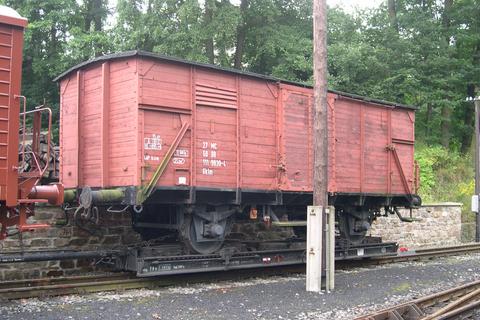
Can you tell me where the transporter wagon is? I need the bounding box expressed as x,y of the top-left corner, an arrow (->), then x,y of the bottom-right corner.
55,51 -> 421,255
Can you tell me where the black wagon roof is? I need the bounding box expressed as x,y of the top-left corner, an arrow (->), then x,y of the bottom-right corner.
54,50 -> 417,110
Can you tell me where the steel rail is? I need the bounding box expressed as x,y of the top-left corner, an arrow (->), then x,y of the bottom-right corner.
0,249 -> 119,263
436,299 -> 480,319
2,243 -> 480,301
364,243 -> 480,264
334,243 -> 480,270
416,242 -> 480,254
0,273 -> 133,290
356,279 -> 480,319
0,266 -> 304,300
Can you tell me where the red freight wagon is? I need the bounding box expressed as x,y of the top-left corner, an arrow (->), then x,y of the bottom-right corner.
0,7 -> 25,208
0,7 -> 62,241
56,51 -> 420,253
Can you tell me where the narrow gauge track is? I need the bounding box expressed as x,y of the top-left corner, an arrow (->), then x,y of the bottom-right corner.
356,279 -> 480,319
0,266 -> 303,300
339,242 -> 480,268
2,243 -> 480,301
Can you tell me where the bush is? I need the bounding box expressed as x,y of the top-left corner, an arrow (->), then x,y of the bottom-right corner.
415,145 -> 474,222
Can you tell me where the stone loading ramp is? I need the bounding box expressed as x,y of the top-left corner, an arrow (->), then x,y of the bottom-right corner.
1,252 -> 480,319
370,203 -> 463,248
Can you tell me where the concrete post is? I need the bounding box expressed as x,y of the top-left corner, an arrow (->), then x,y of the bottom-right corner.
327,206 -> 335,290
475,96 -> 480,242
306,205 -> 323,292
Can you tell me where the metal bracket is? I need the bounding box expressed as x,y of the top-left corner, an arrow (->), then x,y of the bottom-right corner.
390,207 -> 422,223
386,143 -> 412,196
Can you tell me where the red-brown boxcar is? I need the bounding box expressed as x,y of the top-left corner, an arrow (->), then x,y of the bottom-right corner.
0,7 -> 26,208
56,51 -> 420,253
0,7 -> 63,241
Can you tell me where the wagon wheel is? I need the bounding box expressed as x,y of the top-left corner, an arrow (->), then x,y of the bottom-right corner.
182,215 -> 225,255
337,213 -> 369,245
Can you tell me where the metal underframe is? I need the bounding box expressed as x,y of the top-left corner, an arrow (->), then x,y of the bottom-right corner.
0,240 -> 398,277
122,241 -> 398,277
125,186 -> 419,208
66,186 -> 420,217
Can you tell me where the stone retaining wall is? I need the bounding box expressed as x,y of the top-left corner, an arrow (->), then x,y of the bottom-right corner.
0,205 -> 141,280
0,203 -> 466,281
369,203 -> 463,248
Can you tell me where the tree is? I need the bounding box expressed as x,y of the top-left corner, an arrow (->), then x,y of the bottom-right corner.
204,0 -> 215,64
2,0 -> 478,151
233,0 -> 249,68
6,0 -> 82,111
326,1 -> 479,150
387,0 -> 398,32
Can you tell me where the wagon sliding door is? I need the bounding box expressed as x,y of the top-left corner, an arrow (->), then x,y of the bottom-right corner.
140,109 -> 191,187
279,85 -> 313,191
194,83 -> 238,189
389,109 -> 415,196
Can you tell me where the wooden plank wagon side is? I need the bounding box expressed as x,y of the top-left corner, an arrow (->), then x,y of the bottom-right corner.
56,51 -> 420,253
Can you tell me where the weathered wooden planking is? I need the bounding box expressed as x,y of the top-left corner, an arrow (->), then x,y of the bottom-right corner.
59,54 -> 416,197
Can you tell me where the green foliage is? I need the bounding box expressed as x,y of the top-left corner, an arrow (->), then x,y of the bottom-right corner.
5,0 -> 111,142
10,0 -> 479,147
415,145 -> 475,221
327,1 -> 480,150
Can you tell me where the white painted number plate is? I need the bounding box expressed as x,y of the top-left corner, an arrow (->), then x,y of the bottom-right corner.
357,248 -> 365,256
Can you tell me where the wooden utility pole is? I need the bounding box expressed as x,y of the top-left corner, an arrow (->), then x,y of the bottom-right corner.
307,0 -> 328,292
312,0 -> 328,207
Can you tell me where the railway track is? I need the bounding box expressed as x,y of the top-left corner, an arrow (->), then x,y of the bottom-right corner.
0,266 -> 303,300
2,243 -> 480,301
337,242 -> 480,268
356,279 -> 480,319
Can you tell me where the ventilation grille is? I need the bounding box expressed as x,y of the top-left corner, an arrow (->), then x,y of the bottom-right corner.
195,83 -> 237,109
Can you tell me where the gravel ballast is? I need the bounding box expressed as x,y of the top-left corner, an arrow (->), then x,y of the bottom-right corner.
1,253 -> 480,320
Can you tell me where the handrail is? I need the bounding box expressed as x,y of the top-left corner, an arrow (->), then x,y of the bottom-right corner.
386,143 -> 412,196
15,95 -> 27,164
19,106 -> 53,178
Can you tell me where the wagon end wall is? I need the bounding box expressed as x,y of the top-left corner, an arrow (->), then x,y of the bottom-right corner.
60,59 -> 138,189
